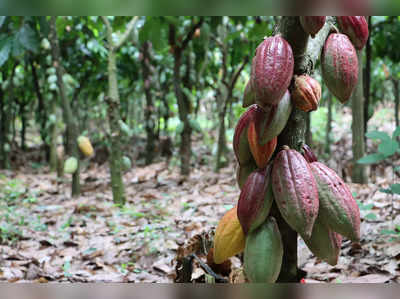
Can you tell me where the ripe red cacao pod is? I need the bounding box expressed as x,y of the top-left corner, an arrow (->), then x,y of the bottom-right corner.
256,90 -> 292,146
292,75 -> 321,112
233,105 -> 257,165
310,162 -> 360,241
304,216 -> 342,266
251,36 -> 294,106
272,147 -> 319,238
236,160 -> 258,190
237,166 -> 274,235
302,144 -> 318,163
337,16 -> 369,50
299,16 -> 326,38
247,121 -> 277,169
321,33 -> 358,103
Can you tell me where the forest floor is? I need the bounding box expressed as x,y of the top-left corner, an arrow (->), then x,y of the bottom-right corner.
1,105 -> 400,283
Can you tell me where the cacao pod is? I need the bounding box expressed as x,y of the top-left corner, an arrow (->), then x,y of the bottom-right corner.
303,216 -> 342,266
243,80 -> 256,108
237,166 -> 274,235
247,121 -> 277,169
233,105 -> 258,165
302,144 -> 318,163
271,147 -> 319,238
213,206 -> 246,264
64,157 -> 78,174
310,162 -> 360,241
337,16 -> 369,50
244,217 -> 283,283
291,75 -> 321,112
256,90 -> 292,145
77,136 -> 94,157
206,248 -> 231,277
122,156 -> 131,171
321,33 -> 358,103
300,16 -> 326,38
251,36 -> 294,106
236,160 -> 258,190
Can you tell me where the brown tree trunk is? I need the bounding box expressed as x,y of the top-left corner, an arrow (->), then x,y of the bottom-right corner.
363,16 -> 372,141
394,80 -> 399,129
274,16 -> 333,282
325,93 -> 333,154
49,16 -> 81,197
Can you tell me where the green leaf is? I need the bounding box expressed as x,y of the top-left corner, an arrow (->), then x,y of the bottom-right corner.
357,153 -> 386,164
359,203 -> 373,211
393,126 -> 400,139
0,37 -> 12,66
365,213 -> 377,220
365,130 -> 391,141
390,183 -> 400,194
378,139 -> 399,157
394,166 -> 400,172
15,24 -> 39,53
380,229 -> 397,235
379,188 -> 393,194
0,16 -> 6,29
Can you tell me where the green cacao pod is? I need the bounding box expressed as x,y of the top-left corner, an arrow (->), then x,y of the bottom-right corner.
244,217 -> 283,283
237,166 -> 273,235
310,162 -> 360,241
257,90 -> 292,146
304,216 -> 342,266
321,33 -> 358,103
299,16 -> 326,38
337,16 -> 369,50
122,156 -> 132,171
64,157 -> 78,174
271,147 -> 319,239
236,160 -> 258,190
251,36 -> 294,106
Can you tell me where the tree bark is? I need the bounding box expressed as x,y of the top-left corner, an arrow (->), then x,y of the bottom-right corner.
363,16 -> 372,141
141,41 -> 156,165
325,93 -> 333,154
274,16 -> 333,282
20,103 -> 27,150
305,112 -> 312,146
393,80 -> 399,128
351,50 -> 367,184
49,16 -> 80,197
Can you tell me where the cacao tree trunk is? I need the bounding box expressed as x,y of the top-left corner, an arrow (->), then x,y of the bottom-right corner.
49,16 -> 81,197
305,112 -> 312,146
141,41 -> 156,165
0,88 -> 5,169
215,86 -> 229,172
363,16 -> 372,141
20,103 -> 27,150
274,16 -> 333,282
49,96 -> 59,172
393,80 -> 399,129
325,93 -> 333,154
351,50 -> 367,184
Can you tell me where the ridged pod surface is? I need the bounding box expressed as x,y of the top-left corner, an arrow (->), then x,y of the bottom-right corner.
337,16 -> 369,50
257,90 -> 292,145
304,216 -> 342,266
302,144 -> 318,163
321,33 -> 358,103
213,206 -> 246,264
251,36 -> 294,106
299,16 -> 326,37
237,166 -> 274,235
272,148 -> 319,238
244,217 -> 283,283
233,105 -> 257,165
247,121 -> 277,169
77,136 -> 94,157
291,75 -> 321,112
236,160 -> 258,190
310,162 -> 360,241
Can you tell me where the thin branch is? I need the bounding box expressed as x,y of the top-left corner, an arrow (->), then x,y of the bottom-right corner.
181,17 -> 204,51
229,55 -> 249,91
115,16 -> 139,51
101,16 -> 114,49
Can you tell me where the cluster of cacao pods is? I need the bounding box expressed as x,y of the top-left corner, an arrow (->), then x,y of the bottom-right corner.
212,16 -> 367,283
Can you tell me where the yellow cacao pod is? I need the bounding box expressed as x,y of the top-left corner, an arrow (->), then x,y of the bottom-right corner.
213,206 -> 246,264
77,136 -> 94,157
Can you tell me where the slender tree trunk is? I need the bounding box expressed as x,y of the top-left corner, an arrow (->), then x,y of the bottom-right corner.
272,16 -> 333,282
215,86 -> 229,172
0,88 -> 5,169
20,103 -> 27,150
394,80 -> 399,128
49,95 -> 59,172
363,16 -> 372,141
325,93 -> 333,154
351,50 -> 367,184
141,41 -> 156,165
305,112 -> 312,146
49,16 -> 80,196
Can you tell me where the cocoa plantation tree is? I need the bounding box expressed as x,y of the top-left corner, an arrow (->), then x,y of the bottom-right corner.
101,16 -> 139,205
212,16 -> 364,282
